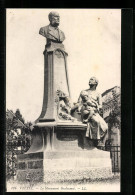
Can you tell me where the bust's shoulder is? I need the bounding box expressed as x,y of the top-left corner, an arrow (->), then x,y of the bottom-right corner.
39,25 -> 49,36
40,25 -> 49,31
59,28 -> 65,34
41,25 -> 49,28
58,28 -> 65,40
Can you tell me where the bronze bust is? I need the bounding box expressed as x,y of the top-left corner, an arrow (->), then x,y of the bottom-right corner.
39,11 -> 65,44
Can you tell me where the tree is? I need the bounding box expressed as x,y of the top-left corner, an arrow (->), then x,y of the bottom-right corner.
109,88 -> 121,129
15,109 -> 25,123
6,109 -> 32,180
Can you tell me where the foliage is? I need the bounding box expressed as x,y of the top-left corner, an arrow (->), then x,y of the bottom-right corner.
15,109 -> 25,124
108,88 -> 121,128
6,109 -> 32,180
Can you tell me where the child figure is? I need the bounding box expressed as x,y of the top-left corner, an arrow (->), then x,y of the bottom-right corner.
80,90 -> 99,123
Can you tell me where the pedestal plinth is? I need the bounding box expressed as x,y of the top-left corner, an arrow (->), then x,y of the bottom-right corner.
17,122 -> 112,183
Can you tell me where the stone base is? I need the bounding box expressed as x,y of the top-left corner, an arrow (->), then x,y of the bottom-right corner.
43,149 -> 112,183
17,169 -> 44,182
17,152 -> 44,182
17,125 -> 112,183
17,148 -> 112,183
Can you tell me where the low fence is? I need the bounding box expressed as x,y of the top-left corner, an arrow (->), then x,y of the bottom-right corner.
110,146 -> 120,173
6,138 -> 31,180
98,145 -> 120,173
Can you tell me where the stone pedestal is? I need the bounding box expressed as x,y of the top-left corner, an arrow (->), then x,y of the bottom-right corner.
17,122 -> 112,182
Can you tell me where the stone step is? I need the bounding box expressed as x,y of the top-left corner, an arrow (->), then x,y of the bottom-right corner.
44,148 -> 110,159
44,157 -> 111,169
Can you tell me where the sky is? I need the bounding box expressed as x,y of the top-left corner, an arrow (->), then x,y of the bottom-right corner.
6,9 -> 121,122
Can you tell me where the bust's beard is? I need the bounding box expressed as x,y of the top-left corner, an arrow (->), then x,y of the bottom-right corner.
51,22 -> 59,27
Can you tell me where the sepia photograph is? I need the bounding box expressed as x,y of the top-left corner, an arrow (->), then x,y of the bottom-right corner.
6,9 -> 121,192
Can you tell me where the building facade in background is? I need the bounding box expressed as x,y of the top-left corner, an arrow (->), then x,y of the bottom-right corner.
102,86 -> 121,146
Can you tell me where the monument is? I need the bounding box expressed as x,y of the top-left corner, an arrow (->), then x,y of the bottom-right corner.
17,12 -> 112,183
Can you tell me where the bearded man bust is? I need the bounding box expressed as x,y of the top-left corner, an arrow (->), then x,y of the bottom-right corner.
39,11 -> 65,44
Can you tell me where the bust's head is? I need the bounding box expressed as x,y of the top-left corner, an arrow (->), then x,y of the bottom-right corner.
89,77 -> 98,88
48,11 -> 60,27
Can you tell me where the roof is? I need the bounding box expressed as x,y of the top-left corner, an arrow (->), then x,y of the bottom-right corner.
6,109 -> 26,128
102,86 -> 120,97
